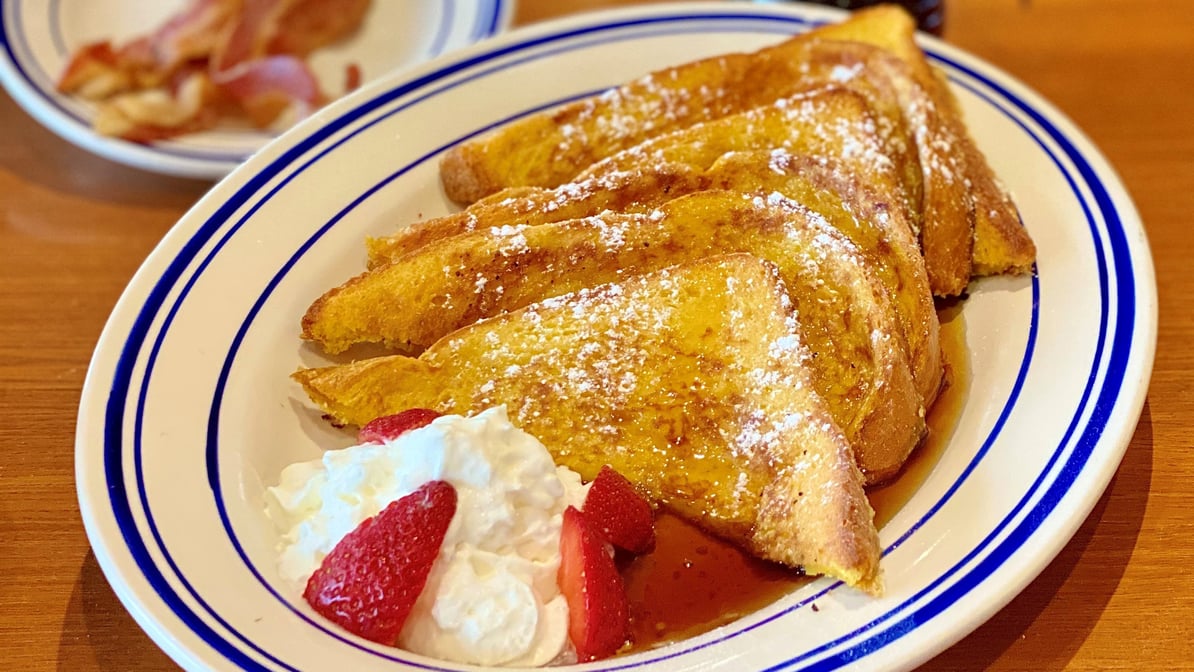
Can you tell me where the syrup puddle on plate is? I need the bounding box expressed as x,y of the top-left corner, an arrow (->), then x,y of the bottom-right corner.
622,303 -> 968,652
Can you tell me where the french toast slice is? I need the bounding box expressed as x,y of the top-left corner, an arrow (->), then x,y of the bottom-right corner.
791,39 -> 971,295
436,16 -> 927,208
365,167 -> 697,267
568,88 -> 950,389
710,150 -> 942,406
369,150 -> 941,407
303,190 -> 925,483
811,5 -> 1035,280
293,253 -> 882,591
438,6 -> 1034,293
571,87 -> 922,238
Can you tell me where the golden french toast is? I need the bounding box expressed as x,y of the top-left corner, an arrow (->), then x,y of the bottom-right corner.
303,190 -> 925,484
377,143 -> 942,406
294,254 -> 882,591
573,88 -> 922,236
287,7 -> 1045,599
591,137 -> 942,404
436,11 -> 926,206
438,5 -> 1034,294
365,164 -> 707,266
808,6 -> 1034,279
789,39 -> 971,295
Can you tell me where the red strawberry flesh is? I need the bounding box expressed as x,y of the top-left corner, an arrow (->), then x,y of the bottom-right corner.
558,505 -> 630,661
582,465 -> 656,554
358,408 -> 441,444
303,479 -> 456,645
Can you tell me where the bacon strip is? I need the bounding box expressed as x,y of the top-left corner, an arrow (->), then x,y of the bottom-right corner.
141,0 -> 239,72
213,54 -> 325,127
270,0 -> 372,56
58,42 -> 133,99
56,0 -> 370,142
212,0 -> 286,74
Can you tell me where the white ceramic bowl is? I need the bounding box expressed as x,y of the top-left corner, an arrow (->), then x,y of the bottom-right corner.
0,0 -> 514,177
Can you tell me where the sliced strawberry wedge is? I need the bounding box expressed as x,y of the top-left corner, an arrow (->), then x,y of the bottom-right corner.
582,465 -> 656,554
558,505 -> 630,661
358,408 -> 441,444
303,480 -> 456,645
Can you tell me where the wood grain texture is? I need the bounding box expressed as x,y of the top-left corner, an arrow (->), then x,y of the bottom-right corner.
1,1 -> 1188,670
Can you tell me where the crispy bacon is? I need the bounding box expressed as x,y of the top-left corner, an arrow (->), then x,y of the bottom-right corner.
58,42 -> 132,98
211,0 -> 283,73
142,0 -> 239,71
344,62 -> 362,92
270,0 -> 372,56
94,73 -> 222,142
56,0 -> 370,143
213,54 -> 325,127
212,0 -> 371,70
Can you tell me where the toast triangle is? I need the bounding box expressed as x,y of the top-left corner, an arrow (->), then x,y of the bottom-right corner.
303,190 -> 926,484
438,6 -> 1034,293
293,253 -> 882,591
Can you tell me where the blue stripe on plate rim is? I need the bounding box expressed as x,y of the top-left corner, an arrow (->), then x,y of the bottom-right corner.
0,0 -> 506,164
88,9 -> 1139,672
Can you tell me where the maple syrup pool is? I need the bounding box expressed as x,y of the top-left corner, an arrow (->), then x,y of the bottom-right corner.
621,304 -> 967,652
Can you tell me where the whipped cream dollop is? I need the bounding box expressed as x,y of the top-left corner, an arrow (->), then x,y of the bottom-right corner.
266,406 -> 588,667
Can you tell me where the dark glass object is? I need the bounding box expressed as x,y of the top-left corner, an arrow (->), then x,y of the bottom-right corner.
803,0 -> 945,35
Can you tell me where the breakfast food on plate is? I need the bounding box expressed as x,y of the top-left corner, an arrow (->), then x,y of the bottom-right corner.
438,5 -> 1034,295
365,143 -> 941,398
56,0 -> 371,141
302,190 -> 925,484
277,4 -> 1038,662
557,467 -> 660,663
809,6 -> 1035,280
269,406 -> 656,665
303,479 -> 458,647
294,254 -> 883,593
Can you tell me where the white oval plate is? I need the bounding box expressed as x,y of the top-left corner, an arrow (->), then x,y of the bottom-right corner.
0,0 -> 513,178
74,2 -> 1157,671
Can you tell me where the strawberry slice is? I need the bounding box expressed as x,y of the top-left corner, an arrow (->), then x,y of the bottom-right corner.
358,408 -> 441,444
303,480 -> 456,645
558,505 -> 630,661
582,465 -> 656,554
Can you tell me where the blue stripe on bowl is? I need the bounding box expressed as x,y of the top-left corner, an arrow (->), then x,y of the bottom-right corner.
91,10 -> 1139,672
427,0 -> 456,59
47,0 -> 66,58
478,0 -> 503,40
5,1 -> 56,91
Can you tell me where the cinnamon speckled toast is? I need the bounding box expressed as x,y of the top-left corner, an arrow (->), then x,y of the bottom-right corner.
293,254 -> 882,591
303,190 -> 925,484
579,93 -> 948,400
438,5 -> 1034,294
372,144 -> 942,407
573,88 -> 922,237
808,6 -> 1034,279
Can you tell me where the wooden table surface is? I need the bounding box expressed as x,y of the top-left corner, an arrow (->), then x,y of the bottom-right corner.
1,1 -> 1189,669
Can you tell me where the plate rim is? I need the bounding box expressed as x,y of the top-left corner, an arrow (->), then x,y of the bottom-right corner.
0,0 -> 514,179
74,2 -> 1158,670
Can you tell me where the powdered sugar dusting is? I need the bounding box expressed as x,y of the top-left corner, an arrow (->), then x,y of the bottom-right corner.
490,224 -> 529,256
830,63 -> 863,82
